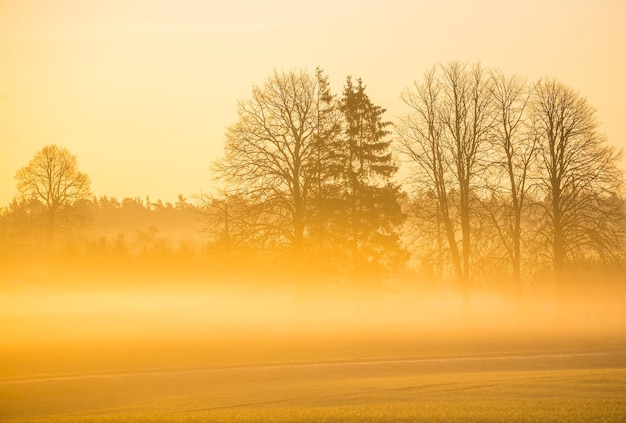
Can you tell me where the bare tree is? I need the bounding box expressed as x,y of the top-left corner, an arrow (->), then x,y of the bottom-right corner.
397,62 -> 494,317
214,69 -> 327,255
397,69 -> 460,282
486,70 -> 535,303
15,144 -> 91,245
532,79 -> 624,293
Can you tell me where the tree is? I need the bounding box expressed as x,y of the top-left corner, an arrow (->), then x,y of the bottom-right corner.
532,79 -> 624,293
337,76 -> 405,283
14,144 -> 91,246
397,62 -> 493,316
309,67 -> 343,253
486,70 -> 535,303
214,69 -> 330,254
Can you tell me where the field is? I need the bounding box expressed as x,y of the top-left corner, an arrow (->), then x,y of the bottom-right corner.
1,284 -> 626,422
2,329 -> 626,422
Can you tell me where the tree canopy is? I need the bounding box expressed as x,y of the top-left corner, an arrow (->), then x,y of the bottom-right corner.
14,144 -> 91,245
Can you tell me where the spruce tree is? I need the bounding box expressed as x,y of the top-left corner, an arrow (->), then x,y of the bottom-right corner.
336,77 -> 405,284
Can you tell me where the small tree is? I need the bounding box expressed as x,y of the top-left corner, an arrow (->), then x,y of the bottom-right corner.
14,144 -> 91,246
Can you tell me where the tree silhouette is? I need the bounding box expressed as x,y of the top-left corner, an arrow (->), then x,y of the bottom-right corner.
532,79 -> 624,292
14,144 -> 91,246
398,62 -> 493,317
337,76 -> 405,282
214,69 -> 329,254
486,70 -> 535,304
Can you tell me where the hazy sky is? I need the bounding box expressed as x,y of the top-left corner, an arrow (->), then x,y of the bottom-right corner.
1,0 -> 624,206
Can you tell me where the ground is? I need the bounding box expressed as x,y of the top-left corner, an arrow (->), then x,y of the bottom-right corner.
1,280 -> 625,422
2,328 -> 626,422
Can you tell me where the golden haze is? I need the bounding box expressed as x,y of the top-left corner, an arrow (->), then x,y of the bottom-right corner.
1,1 -> 625,204
2,1 -> 626,422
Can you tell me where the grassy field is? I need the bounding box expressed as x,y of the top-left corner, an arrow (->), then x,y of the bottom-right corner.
2,330 -> 626,422
3,370 -> 626,422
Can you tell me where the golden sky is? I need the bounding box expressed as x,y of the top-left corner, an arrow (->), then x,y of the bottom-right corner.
1,0 -> 625,206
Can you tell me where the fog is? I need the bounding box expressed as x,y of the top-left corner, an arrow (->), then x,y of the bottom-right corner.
2,256 -> 626,422
2,266 -> 625,349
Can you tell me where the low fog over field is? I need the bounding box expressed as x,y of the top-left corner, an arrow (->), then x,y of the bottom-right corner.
2,269 -> 626,422
2,269 -> 626,346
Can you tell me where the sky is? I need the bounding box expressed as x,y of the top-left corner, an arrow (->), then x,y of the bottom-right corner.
1,0 -> 625,206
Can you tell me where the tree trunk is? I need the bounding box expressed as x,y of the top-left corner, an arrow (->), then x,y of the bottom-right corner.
551,180 -> 565,300
46,209 -> 55,250
460,182 -> 471,325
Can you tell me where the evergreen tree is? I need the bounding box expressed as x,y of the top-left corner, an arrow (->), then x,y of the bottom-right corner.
335,77 -> 406,283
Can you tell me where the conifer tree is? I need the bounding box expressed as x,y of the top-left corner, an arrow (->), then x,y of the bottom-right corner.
335,77 -> 405,283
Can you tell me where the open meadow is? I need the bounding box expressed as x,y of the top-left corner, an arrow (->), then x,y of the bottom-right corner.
1,280 -> 626,422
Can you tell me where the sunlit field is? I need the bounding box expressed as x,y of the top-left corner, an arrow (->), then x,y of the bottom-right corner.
2,273 -> 626,422
4,367 -> 626,422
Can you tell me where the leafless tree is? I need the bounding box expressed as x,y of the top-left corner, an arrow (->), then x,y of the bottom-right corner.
532,79 -> 624,293
397,69 -> 458,279
486,70 -> 535,302
14,144 -> 91,245
214,69 -> 330,256
397,62 -> 494,317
